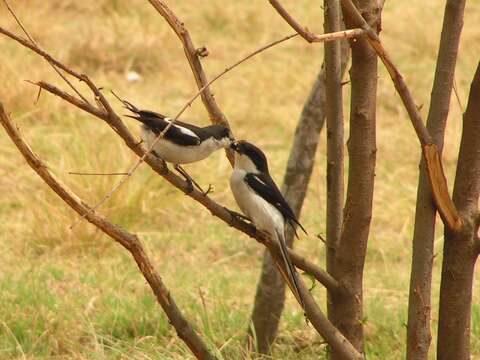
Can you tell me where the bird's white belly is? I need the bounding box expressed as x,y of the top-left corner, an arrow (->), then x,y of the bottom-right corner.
230,169 -> 284,235
142,129 -> 219,164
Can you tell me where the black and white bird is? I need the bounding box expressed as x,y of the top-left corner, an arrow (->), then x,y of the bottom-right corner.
118,98 -> 234,193
229,140 -> 307,308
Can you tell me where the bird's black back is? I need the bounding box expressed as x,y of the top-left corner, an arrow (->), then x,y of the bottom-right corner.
235,140 -> 307,236
244,172 -> 307,236
126,107 -> 230,146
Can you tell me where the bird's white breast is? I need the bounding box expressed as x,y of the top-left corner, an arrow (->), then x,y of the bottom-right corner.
230,169 -> 284,236
141,128 -> 222,164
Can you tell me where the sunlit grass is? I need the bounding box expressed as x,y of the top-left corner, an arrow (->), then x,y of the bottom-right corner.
0,0 -> 479,359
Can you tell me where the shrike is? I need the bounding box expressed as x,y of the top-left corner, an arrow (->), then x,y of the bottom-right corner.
119,98 -> 234,193
229,140 -> 306,308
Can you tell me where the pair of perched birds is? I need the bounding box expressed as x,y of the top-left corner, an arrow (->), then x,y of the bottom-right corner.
122,99 -> 306,309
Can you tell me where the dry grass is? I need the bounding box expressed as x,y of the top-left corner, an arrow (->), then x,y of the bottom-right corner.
0,0 -> 479,359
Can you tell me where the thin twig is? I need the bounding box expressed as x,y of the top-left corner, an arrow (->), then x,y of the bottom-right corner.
453,77 -> 464,113
0,103 -> 217,360
69,171 -> 130,176
268,0 -> 317,42
2,0 -> 91,106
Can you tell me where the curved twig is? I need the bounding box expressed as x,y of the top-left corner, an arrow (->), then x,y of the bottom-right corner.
1,0 -> 90,106
0,103 -> 217,360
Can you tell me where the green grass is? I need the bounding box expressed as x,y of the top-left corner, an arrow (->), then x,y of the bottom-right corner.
1,0 -> 480,359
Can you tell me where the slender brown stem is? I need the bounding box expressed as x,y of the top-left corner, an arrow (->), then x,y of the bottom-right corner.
407,1 -> 466,358
0,103 -> 217,360
69,172 -> 130,176
1,0 -> 91,106
268,0 -> 318,42
324,0 -> 345,337
147,0 -> 228,126
438,62 -> 480,360
330,0 -> 379,354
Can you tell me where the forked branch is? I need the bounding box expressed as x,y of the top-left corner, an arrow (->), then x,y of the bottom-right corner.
338,0 -> 462,231
267,0 -> 462,231
0,14 -> 364,360
0,103 -> 217,360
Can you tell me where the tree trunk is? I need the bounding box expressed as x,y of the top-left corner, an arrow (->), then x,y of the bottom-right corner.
437,62 -> 480,360
331,0 -> 379,355
406,2 -> 466,358
248,50 -> 350,354
324,0 -> 345,332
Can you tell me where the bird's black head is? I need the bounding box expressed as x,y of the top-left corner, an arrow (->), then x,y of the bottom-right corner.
230,140 -> 269,173
213,125 -> 235,142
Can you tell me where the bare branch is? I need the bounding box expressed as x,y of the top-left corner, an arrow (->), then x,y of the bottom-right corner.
339,0 -> 462,232
438,62 -> 480,360
324,0 -> 345,301
1,1 -> 91,106
68,171 -> 130,176
147,0 -> 227,125
268,0 -> 318,42
0,103 -> 217,360
407,0 -> 467,357
0,17 -> 367,357
33,75 -> 344,299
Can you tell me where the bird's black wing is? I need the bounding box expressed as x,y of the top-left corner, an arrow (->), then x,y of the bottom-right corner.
126,109 -> 201,146
244,173 -> 307,236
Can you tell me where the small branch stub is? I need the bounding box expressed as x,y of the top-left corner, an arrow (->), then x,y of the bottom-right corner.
423,144 -> 463,231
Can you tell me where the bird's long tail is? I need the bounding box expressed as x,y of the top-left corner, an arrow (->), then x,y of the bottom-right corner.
273,229 -> 305,310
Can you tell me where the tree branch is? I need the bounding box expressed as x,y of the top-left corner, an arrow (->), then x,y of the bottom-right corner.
407,1 -> 467,358
1,0 -> 91,106
268,0 -> 317,42
146,0 -> 227,125
330,0 -> 379,354
0,103 -> 217,360
324,0 -> 345,318
437,62 -> 480,360
339,0 -> 462,232
0,18 -> 369,358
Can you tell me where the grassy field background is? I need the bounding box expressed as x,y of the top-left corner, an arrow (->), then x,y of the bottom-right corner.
0,0 -> 479,359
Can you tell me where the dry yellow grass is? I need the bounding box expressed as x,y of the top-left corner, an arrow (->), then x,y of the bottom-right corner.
0,0 -> 479,359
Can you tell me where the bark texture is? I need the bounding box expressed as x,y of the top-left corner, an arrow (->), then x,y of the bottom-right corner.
249,48 -> 349,353
332,0 -> 379,354
324,0 -> 345,332
437,62 -> 480,360
407,1 -> 466,358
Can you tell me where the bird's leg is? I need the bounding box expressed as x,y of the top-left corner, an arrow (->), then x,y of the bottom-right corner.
225,207 -> 252,223
150,151 -> 169,175
174,164 -> 211,195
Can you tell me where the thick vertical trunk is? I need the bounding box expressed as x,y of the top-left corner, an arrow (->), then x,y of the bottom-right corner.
406,1 -> 466,358
324,0 -> 345,331
437,63 -> 480,360
437,230 -> 476,360
331,0 -> 379,354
